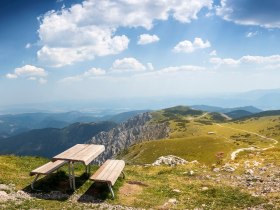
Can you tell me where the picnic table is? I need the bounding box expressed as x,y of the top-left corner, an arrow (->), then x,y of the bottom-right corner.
52,144 -> 105,190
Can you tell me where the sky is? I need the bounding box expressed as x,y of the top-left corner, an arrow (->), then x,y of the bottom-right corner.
1,0 -> 280,107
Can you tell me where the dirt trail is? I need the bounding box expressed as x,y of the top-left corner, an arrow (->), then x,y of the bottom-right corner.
216,124 -> 279,160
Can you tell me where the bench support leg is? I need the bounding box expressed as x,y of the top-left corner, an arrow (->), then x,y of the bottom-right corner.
85,164 -> 91,175
31,174 -> 40,190
107,183 -> 115,199
121,171 -> 125,179
68,162 -> 72,189
71,161 -> 76,190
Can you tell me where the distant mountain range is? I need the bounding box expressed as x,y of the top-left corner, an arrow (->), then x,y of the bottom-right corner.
191,105 -> 262,114
0,121 -> 116,158
0,110 -> 148,139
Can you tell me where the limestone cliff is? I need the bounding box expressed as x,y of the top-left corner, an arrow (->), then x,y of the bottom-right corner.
87,112 -> 169,163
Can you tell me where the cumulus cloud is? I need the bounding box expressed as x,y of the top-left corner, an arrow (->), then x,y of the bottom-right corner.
6,65 -> 48,84
37,0 -> 212,67
173,37 -> 211,53
216,0 -> 280,28
137,34 -> 160,45
112,57 -> 146,71
210,55 -> 280,68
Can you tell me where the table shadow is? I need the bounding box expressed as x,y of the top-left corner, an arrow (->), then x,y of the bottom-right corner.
22,171 -> 88,201
77,182 -> 111,203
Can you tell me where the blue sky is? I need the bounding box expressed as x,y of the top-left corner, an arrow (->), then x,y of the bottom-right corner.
1,0 -> 280,106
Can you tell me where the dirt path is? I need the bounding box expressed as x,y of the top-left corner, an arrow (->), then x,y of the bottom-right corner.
216,124 -> 279,160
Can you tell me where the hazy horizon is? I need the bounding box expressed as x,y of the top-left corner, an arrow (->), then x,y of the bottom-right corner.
1,0 -> 280,107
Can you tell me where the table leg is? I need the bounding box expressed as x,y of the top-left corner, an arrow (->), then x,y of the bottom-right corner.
68,162 -> 72,189
71,161 -> 76,190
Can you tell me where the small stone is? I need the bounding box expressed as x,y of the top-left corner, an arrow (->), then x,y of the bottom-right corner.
245,169 -> 254,176
201,187 -> 209,191
168,198 -> 177,204
213,167 -> 220,172
172,189 -> 181,193
0,191 -> 8,196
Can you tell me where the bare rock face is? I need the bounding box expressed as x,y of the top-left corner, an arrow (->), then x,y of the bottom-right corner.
87,112 -> 169,163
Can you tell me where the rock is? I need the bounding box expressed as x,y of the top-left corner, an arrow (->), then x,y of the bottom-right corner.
183,170 -> 194,176
87,113 -> 170,163
221,165 -> 236,172
213,167 -> 220,172
152,155 -> 187,166
245,169 -> 254,176
0,184 -> 12,192
201,187 -> 209,191
172,189 -> 181,193
0,191 -> 8,196
168,198 -> 177,204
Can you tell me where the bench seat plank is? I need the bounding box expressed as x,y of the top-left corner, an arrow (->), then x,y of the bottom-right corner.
30,160 -> 67,176
90,160 -> 125,185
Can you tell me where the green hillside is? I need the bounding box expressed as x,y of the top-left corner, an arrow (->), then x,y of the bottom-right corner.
122,106 -> 280,165
122,136 -> 234,165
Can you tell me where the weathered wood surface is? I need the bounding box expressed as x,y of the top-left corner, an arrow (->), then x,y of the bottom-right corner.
90,160 -> 125,185
53,144 -> 105,165
30,160 -> 67,176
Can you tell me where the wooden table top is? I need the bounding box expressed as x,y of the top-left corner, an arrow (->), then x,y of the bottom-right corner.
52,144 -> 105,165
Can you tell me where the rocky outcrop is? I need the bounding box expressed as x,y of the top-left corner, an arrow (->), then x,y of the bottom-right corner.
151,155 -> 187,166
87,112 -> 169,163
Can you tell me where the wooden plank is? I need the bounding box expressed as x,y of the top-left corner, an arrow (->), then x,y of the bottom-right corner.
90,160 -> 111,180
90,160 -> 125,185
71,144 -> 105,165
90,160 -> 117,181
30,160 -> 67,176
94,160 -> 119,181
53,144 -> 88,161
83,145 -> 105,165
105,161 -> 125,185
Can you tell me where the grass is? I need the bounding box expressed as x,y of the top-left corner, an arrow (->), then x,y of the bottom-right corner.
0,155 -> 269,209
139,110 -> 280,166
122,136 -> 234,165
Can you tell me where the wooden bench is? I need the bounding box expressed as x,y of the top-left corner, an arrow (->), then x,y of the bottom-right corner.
90,160 -> 125,199
30,160 -> 67,190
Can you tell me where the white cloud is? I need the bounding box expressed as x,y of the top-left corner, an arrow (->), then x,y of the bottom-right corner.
147,62 -> 154,71
209,50 -> 217,56
37,0 -> 212,67
246,31 -> 258,38
112,57 -> 146,71
137,34 -> 160,45
159,65 -> 205,73
210,55 -> 280,68
173,37 -> 211,53
6,73 -> 18,79
210,57 -> 239,66
60,67 -> 106,83
6,65 -> 48,84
